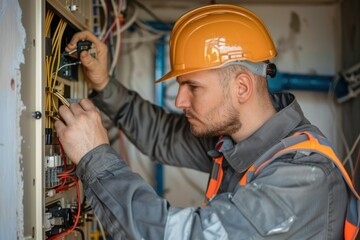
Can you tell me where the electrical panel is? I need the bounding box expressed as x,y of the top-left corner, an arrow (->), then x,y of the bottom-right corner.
20,0 -> 105,239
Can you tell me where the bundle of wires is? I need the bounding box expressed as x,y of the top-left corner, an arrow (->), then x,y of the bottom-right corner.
45,11 -> 80,239
48,139 -> 81,240
48,174 -> 81,240
45,10 -> 70,128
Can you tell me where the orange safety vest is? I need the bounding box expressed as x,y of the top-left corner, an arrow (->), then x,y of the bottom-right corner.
204,131 -> 360,240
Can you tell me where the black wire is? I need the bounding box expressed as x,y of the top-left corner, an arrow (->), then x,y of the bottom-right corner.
74,228 -> 85,240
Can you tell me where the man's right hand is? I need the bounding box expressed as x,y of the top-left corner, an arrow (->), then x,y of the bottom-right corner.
65,30 -> 109,91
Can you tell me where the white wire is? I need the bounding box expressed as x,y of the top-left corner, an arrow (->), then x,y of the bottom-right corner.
121,32 -> 164,44
96,216 -> 107,240
109,0 -> 122,76
101,2 -> 138,42
98,0 -> 108,40
327,79 -> 354,176
52,61 -> 80,75
342,133 -> 360,166
135,19 -> 168,34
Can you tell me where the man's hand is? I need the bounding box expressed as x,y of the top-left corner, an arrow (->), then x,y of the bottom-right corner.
65,30 -> 109,91
55,99 -> 109,165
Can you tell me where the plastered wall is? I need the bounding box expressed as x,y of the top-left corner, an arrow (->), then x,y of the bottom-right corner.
0,0 -> 26,239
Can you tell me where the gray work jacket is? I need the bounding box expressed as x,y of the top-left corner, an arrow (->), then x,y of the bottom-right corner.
76,79 -> 348,239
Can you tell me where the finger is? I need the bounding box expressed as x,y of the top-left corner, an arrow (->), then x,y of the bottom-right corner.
58,105 -> 74,125
69,102 -> 85,116
66,30 -> 104,52
80,51 -> 99,69
79,98 -> 96,111
54,119 -> 66,137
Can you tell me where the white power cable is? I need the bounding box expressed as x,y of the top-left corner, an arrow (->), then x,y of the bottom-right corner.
121,32 -> 164,44
327,79 -> 354,176
135,19 -> 168,34
107,2 -> 138,75
342,133 -> 360,166
96,216 -> 107,240
98,0 -> 108,40
109,0 -> 121,76
52,61 -> 81,75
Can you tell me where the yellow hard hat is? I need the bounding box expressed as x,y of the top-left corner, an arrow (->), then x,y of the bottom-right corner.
156,4 -> 277,83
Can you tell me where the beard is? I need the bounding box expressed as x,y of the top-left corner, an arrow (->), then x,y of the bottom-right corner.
185,103 -> 241,138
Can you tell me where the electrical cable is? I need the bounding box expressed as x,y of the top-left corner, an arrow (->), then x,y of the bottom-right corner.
74,228 -> 85,240
52,61 -> 81,76
121,31 -> 164,43
45,11 -> 54,37
135,19 -> 168,35
352,149 -> 360,183
96,216 -> 107,240
52,21 -> 68,89
343,133 -> 360,167
49,175 -> 81,240
327,77 -> 355,176
98,0 -> 108,40
52,91 -> 70,107
109,0 -> 123,75
120,28 -> 144,56
101,2 -> 138,42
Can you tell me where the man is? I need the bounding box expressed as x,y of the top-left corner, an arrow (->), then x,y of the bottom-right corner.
55,4 -> 357,239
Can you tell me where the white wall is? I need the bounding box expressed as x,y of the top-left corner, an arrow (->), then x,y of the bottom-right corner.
0,0 -> 26,238
115,3 -> 342,207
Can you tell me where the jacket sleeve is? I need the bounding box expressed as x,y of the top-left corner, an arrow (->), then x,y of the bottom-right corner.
77,145 -> 347,240
89,78 -> 215,172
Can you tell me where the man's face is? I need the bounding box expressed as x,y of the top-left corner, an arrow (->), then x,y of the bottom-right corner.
175,69 -> 241,138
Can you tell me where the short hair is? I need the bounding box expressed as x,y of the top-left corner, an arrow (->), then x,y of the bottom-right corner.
214,64 -> 268,96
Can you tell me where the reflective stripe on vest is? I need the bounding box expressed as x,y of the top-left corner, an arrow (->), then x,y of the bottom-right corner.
204,139 -> 224,206
239,131 -> 360,240
204,155 -> 224,206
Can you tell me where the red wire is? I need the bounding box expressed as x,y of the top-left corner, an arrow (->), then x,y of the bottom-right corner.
58,164 -> 76,177
48,176 -> 81,240
58,137 -> 67,169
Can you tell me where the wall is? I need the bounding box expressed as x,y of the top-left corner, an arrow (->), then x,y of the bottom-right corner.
116,2 -> 342,207
0,0 -> 26,239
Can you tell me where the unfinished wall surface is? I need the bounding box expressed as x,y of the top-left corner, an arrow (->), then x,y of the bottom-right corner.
0,0 -> 26,239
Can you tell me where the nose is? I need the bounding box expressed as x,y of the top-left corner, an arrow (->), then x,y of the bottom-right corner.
175,86 -> 190,109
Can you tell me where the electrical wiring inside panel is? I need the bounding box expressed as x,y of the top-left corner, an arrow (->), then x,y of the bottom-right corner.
44,7 -> 84,240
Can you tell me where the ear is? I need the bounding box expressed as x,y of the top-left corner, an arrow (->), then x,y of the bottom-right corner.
234,73 -> 253,103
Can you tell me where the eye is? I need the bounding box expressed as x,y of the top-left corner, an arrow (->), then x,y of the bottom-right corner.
189,85 -> 198,92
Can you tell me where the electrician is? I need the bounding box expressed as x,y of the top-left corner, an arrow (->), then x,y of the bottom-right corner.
55,4 -> 359,239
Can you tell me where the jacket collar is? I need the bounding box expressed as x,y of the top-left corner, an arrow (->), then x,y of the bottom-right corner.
208,92 -> 309,173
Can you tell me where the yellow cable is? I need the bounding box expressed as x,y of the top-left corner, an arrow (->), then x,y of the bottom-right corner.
52,97 -> 58,113
52,21 -> 67,89
45,11 -> 54,37
45,16 -> 70,127
52,19 -> 63,47
53,92 -> 70,107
